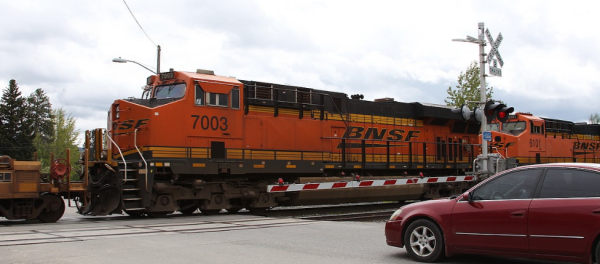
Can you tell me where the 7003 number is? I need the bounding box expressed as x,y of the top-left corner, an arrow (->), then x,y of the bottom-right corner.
191,115 -> 228,131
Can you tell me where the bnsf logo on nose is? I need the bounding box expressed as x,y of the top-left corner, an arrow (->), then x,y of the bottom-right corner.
342,126 -> 420,141
117,119 -> 150,130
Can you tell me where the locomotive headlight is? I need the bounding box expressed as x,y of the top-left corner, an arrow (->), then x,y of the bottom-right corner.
115,106 -> 120,119
389,208 -> 403,221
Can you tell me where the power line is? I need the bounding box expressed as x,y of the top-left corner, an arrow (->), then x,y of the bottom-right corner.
122,0 -> 157,47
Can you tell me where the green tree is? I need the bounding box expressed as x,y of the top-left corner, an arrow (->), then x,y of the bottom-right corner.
28,88 -> 55,144
590,113 -> 600,124
445,61 -> 494,109
0,80 -> 34,160
35,108 -> 80,176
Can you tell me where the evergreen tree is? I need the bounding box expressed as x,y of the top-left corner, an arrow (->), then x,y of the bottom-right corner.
28,88 -> 55,144
0,80 -> 34,159
445,61 -> 494,109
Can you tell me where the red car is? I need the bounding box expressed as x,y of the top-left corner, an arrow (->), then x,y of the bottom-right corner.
385,163 -> 600,264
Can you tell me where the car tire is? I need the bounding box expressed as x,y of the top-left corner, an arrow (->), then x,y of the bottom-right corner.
403,219 -> 444,262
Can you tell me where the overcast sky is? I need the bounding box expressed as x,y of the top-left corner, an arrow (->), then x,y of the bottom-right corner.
1,0 -> 599,145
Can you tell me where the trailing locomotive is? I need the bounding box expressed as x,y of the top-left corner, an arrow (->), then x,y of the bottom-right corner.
80,69 -> 484,217
486,112 -> 600,164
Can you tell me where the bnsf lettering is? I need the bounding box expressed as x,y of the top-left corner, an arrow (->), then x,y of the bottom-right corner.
574,142 -> 600,150
117,119 -> 149,130
342,126 -> 420,141
192,115 -> 228,131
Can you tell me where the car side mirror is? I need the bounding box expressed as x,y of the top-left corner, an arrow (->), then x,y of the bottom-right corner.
465,191 -> 474,202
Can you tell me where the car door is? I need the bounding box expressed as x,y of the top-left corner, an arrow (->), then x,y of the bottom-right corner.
452,169 -> 542,253
528,168 -> 600,257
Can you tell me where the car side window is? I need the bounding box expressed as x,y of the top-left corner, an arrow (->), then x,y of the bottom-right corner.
540,169 -> 600,198
471,169 -> 541,201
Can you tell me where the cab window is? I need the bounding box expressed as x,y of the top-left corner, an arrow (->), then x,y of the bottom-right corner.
195,84 -> 205,106
501,121 -> 526,135
0,172 -> 11,182
231,88 -> 240,109
208,92 -> 228,107
154,83 -> 186,99
487,123 -> 500,131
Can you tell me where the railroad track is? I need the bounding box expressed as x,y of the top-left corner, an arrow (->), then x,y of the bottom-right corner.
262,202 -> 403,218
300,211 -> 394,222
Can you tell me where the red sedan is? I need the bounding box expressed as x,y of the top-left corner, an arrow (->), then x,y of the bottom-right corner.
385,163 -> 600,264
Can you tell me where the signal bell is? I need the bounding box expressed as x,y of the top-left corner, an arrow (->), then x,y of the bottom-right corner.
452,104 -> 473,121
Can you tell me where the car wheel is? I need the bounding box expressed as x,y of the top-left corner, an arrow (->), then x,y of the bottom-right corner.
403,219 -> 444,262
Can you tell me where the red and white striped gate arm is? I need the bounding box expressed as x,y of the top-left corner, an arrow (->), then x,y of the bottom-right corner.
267,175 -> 477,193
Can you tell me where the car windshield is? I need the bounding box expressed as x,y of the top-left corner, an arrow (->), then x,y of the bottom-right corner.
501,121 -> 526,135
154,83 -> 186,99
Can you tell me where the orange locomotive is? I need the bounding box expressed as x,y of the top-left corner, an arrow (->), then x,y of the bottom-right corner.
487,112 -> 600,164
81,69 -> 482,217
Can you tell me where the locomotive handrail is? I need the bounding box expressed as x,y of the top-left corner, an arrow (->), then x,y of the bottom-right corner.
134,128 -> 149,191
104,129 -> 128,182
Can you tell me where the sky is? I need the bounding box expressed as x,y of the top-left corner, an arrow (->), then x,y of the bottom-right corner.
1,0 -> 599,145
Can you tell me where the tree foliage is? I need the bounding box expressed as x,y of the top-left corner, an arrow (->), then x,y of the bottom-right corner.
445,61 -> 494,109
0,80 -> 35,160
28,88 -> 55,144
590,113 -> 600,124
35,108 -> 80,175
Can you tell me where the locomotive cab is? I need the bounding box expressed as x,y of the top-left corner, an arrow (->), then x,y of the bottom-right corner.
487,113 -> 547,164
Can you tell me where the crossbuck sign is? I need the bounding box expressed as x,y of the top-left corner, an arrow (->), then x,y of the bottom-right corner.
485,28 -> 503,77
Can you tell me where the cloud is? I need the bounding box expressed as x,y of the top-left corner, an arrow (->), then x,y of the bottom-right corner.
1,0 -> 600,140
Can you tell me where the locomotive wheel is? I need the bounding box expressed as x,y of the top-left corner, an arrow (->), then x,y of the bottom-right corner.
146,211 -> 170,218
200,209 -> 221,215
38,195 -> 65,223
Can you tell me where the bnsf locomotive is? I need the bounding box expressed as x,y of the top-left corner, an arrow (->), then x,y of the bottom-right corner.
3,68 -> 600,221
81,69 -> 485,217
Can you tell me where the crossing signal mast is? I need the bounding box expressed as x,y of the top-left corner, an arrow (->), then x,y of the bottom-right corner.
452,22 -> 512,178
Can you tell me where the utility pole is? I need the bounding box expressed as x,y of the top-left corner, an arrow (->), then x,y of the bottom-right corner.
157,45 -> 161,74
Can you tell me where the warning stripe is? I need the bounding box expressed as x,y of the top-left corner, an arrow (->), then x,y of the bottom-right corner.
267,176 -> 476,193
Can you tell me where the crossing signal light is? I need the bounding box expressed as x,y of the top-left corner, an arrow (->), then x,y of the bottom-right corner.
484,100 -> 514,123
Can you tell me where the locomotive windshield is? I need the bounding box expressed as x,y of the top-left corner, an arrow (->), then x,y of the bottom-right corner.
154,83 -> 186,99
487,123 -> 500,131
501,121 -> 527,135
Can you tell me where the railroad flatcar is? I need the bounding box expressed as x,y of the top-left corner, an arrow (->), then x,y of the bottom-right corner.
80,69 -> 483,217
0,152 -> 85,222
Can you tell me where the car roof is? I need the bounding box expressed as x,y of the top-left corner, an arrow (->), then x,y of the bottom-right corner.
508,163 -> 600,172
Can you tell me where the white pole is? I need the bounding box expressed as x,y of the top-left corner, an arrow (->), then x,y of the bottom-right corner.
478,22 -> 488,173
